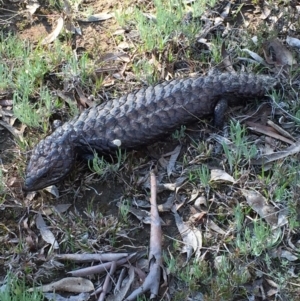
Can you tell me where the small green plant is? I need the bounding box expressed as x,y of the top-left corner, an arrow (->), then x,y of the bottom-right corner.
119,199 -> 130,223
188,165 -> 210,188
209,34 -> 223,64
172,125 -> 186,141
236,219 -> 280,256
89,149 -> 125,178
178,259 -> 211,290
1,275 -> 43,301
0,34 -> 91,129
222,121 -> 257,175
132,59 -> 159,85
116,0 -> 216,53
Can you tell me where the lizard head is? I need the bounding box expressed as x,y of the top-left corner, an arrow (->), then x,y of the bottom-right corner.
23,134 -> 76,191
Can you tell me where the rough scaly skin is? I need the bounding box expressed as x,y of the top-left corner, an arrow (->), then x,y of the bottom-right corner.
24,73 -> 277,191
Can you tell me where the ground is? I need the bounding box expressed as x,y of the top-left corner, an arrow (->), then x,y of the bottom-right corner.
1,0 -> 300,300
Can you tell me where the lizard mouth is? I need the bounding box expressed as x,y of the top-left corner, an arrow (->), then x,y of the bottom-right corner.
23,173 -> 67,192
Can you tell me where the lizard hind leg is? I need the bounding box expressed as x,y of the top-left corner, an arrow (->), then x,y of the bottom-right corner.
214,98 -> 229,128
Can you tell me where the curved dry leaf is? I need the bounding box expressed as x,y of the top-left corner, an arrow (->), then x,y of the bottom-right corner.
242,49 -> 265,64
210,169 -> 235,183
113,29 -> 125,35
267,120 -> 295,141
101,52 -> 130,63
117,41 -> 134,50
267,288 -> 278,297
157,194 -> 175,212
260,6 -> 271,20
36,213 -> 59,249
286,36 -> 300,49
266,278 -> 278,288
263,38 -> 296,66
26,0 -> 40,15
142,12 -> 156,21
0,99 -> 13,106
42,17 -> 64,45
221,42 -> 234,72
245,121 -> 295,145
277,209 -> 288,227
79,13 -> 113,22
37,204 -> 68,216
62,0 -> 72,15
173,208 -> 202,261
117,203 -> 165,225
194,196 -> 207,208
252,140 -> 300,165
45,184 -> 60,197
167,145 -> 181,177
55,203 -> 72,213
207,219 -> 225,235
220,2 -> 231,19
0,120 -> 24,142
29,277 -> 94,293
241,190 -> 277,226
280,250 -> 298,261
44,292 -> 90,301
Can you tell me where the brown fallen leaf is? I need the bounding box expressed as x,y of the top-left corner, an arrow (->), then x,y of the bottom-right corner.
280,250 -> 298,261
42,16 -> 64,45
241,189 -> 277,226
44,185 -> 60,197
241,48 -> 266,65
36,213 -> 59,249
75,86 -> 94,107
78,13 -> 113,22
221,42 -> 234,72
56,90 -> 77,108
188,212 -> 206,225
26,0 -> 40,15
166,145 -> 181,177
210,169 -> 235,183
207,219 -> 226,235
172,205 -> 202,261
245,121 -> 294,145
252,140 -> 300,165
267,120 -> 295,141
101,52 -> 131,63
259,5 -> 271,20
0,99 -> 13,106
157,193 -> 174,212
41,204 -> 71,216
28,277 -> 94,293
0,120 -> 24,142
286,36 -> 300,49
44,292 -> 90,301
117,202 -> 165,225
263,38 -> 296,66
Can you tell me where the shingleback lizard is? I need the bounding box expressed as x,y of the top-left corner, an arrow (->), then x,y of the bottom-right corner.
24,72 -> 277,191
